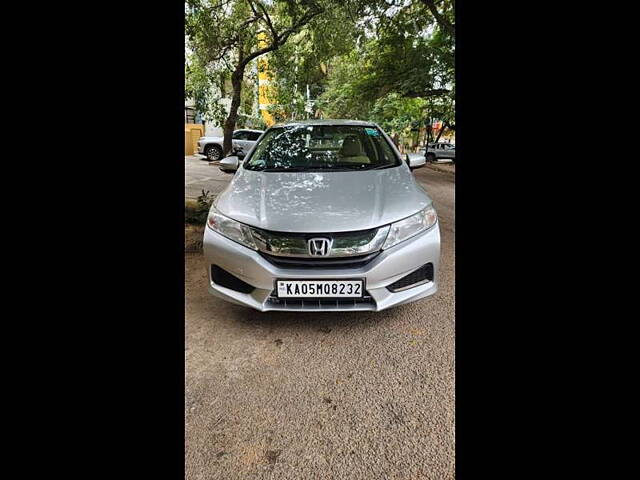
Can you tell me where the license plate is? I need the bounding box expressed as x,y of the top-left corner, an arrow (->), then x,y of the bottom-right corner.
276,280 -> 364,298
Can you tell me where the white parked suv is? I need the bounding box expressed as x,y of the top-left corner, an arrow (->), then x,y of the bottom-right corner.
197,129 -> 264,161
422,143 -> 455,163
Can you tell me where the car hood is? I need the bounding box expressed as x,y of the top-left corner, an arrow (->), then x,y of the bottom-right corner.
200,136 -> 223,143
215,166 -> 433,233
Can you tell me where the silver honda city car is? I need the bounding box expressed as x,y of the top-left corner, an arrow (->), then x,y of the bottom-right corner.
203,120 -> 440,312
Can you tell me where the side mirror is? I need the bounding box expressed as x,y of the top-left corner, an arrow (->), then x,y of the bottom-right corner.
406,153 -> 426,170
219,155 -> 239,173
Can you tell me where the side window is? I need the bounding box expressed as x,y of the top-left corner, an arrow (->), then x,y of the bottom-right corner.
233,131 -> 249,140
371,133 -> 399,164
248,132 -> 262,141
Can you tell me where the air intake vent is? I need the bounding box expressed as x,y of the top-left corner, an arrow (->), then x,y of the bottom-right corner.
210,265 -> 254,293
386,263 -> 433,292
259,251 -> 380,269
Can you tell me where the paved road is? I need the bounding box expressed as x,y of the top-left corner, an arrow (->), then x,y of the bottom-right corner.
185,161 -> 455,479
185,155 -> 235,200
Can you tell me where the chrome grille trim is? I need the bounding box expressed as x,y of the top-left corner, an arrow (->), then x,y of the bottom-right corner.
250,226 -> 389,258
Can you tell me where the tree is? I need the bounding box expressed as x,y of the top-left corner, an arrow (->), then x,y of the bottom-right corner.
265,0 -> 361,121
420,0 -> 455,35
185,57 -> 228,127
315,0 -> 455,146
186,0 -> 324,155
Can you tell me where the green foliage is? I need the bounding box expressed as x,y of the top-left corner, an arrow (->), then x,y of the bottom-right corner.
185,58 -> 228,125
267,2 -> 360,120
237,113 -> 267,130
185,0 -> 455,143
314,49 -> 374,120
371,94 -> 427,134
313,0 -> 454,135
186,0 -> 325,140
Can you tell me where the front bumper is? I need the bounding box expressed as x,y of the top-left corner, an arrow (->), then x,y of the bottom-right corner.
202,223 -> 440,312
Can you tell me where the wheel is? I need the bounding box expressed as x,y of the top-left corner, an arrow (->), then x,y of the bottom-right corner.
426,152 -> 436,162
205,144 -> 223,162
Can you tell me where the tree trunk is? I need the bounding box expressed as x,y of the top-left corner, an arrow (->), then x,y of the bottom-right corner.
434,123 -> 447,143
222,66 -> 244,156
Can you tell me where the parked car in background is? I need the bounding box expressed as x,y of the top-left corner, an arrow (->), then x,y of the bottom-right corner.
203,119 -> 440,312
197,129 -> 264,161
422,143 -> 455,163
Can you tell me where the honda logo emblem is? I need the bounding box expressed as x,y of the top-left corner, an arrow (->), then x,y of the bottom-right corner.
308,238 -> 332,256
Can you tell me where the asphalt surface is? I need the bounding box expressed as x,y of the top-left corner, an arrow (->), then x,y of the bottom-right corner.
185,155 -> 235,200
185,160 -> 455,479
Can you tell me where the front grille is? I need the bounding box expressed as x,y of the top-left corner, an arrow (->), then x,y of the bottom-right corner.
387,263 -> 434,292
210,265 -> 254,293
251,226 -> 388,259
265,294 -> 375,310
259,251 -> 380,269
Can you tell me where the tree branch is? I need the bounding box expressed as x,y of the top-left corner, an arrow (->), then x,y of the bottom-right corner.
237,5 -> 324,69
404,88 -> 450,98
239,43 -> 279,69
209,42 -> 237,63
254,1 -> 278,42
239,16 -> 261,28
275,7 -> 324,45
420,0 -> 454,34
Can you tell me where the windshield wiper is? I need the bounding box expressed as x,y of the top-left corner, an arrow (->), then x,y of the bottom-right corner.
254,165 -> 385,172
310,165 -> 366,171
261,166 -> 361,172
368,164 -> 396,170
261,167 -> 308,172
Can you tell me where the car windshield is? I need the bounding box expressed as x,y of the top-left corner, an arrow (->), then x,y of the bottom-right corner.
243,125 -> 401,172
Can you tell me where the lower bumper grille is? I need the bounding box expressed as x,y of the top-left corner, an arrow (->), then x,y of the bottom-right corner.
210,265 -> 255,293
265,294 -> 375,310
386,263 -> 434,292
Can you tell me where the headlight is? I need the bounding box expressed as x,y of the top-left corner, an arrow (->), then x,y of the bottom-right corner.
206,206 -> 257,250
382,205 -> 437,249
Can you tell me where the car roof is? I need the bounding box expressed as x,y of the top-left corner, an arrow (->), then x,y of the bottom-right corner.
236,128 -> 264,133
272,119 -> 378,128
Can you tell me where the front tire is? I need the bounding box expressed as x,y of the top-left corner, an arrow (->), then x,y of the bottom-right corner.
205,144 -> 223,162
426,152 -> 436,162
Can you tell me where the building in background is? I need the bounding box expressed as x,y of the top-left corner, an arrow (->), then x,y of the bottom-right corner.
185,98 -> 204,125
185,99 -> 205,155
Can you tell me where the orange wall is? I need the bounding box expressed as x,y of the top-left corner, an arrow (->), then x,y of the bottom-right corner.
185,124 -> 205,155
